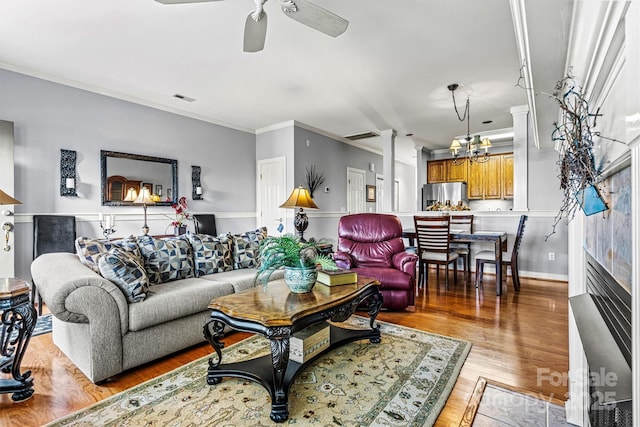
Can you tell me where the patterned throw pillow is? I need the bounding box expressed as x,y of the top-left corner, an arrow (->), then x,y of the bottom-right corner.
187,233 -> 233,277
98,246 -> 149,303
136,235 -> 194,284
230,227 -> 267,269
75,235 -> 142,273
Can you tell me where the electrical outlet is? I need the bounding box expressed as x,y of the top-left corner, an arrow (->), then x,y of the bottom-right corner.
548,252 -> 555,261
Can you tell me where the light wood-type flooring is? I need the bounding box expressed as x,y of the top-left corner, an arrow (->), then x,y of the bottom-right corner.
0,272 -> 569,426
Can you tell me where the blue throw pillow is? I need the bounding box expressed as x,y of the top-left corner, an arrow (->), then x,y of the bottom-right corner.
187,233 -> 233,277
136,235 -> 194,284
98,246 -> 149,303
229,227 -> 267,269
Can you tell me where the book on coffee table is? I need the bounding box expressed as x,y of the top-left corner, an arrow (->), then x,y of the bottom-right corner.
290,322 -> 330,363
317,269 -> 358,286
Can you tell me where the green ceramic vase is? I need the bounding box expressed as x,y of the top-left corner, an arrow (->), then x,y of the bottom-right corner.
284,266 -> 318,293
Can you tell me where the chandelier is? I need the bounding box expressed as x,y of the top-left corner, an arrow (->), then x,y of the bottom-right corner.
447,83 -> 492,165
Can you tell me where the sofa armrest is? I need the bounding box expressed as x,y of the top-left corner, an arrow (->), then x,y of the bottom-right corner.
392,251 -> 418,279
333,251 -> 354,270
31,253 -> 129,336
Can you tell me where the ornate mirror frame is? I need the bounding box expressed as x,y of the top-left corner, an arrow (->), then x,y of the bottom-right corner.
101,150 -> 178,206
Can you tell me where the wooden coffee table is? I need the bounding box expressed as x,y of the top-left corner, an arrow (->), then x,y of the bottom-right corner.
203,276 -> 383,423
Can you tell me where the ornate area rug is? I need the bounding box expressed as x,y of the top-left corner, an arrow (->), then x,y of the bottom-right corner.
46,317 -> 471,427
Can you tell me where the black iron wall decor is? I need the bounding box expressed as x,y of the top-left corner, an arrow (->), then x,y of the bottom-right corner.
60,149 -> 77,197
192,165 -> 203,200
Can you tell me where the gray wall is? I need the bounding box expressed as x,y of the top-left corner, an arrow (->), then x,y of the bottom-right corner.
1,67 -> 569,281
0,68 -> 258,279
293,126 -> 415,213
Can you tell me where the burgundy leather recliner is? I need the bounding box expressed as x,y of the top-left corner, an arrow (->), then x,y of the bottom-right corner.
334,213 -> 418,310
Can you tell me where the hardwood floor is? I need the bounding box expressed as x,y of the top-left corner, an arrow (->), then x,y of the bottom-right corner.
0,272 -> 569,427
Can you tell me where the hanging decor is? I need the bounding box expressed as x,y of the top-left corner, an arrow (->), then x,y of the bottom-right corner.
547,74 -> 608,238
447,84 -> 492,165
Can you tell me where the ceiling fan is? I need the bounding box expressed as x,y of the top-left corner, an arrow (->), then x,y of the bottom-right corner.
154,0 -> 349,52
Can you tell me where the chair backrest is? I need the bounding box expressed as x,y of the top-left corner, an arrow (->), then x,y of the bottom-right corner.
413,215 -> 452,255
337,213 -> 405,268
193,214 -> 217,236
33,215 -> 76,259
449,214 -> 474,233
511,215 -> 528,264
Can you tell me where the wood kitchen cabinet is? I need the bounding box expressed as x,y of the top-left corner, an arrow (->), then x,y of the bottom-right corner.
467,154 -> 511,200
427,160 -> 446,183
446,159 -> 468,182
427,153 -> 512,199
427,159 -> 468,183
501,154 -> 514,198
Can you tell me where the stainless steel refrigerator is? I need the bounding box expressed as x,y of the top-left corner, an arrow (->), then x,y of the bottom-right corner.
422,182 -> 468,209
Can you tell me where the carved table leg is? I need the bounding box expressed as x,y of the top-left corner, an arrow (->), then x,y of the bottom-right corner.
266,326 -> 292,423
366,290 -> 383,343
203,318 -> 226,385
0,301 -> 36,401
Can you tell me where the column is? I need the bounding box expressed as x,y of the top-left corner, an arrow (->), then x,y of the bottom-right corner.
510,105 -> 529,211
380,129 -> 396,212
414,143 -> 426,211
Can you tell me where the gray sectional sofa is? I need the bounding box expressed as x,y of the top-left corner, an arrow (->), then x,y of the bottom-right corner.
31,229 -> 282,383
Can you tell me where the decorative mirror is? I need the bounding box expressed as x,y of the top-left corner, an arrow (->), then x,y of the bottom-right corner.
101,150 -> 178,206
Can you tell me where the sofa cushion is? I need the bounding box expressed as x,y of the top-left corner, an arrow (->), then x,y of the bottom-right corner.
229,227 -> 267,270
127,278 -> 235,331
187,233 -> 233,277
98,246 -> 149,303
136,235 -> 194,284
75,235 -> 143,273
198,267 -> 284,293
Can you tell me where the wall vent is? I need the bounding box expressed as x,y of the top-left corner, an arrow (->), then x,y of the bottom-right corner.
343,131 -> 379,141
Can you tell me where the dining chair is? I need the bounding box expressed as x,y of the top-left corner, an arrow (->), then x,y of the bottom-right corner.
449,214 -> 474,283
32,215 -> 77,315
413,215 -> 459,290
475,215 -> 528,292
193,214 -> 217,236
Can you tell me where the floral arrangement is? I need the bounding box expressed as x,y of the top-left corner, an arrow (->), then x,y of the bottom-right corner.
170,196 -> 190,227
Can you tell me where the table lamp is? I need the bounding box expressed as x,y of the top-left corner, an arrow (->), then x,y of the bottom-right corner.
279,185 -> 318,242
123,187 -> 138,202
134,187 -> 155,235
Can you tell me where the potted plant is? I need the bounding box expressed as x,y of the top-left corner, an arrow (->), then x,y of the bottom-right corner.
170,196 -> 190,235
255,235 -> 336,293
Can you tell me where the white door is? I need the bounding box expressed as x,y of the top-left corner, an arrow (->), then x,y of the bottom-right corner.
346,167 -> 365,214
257,157 -> 286,235
0,121 -> 16,277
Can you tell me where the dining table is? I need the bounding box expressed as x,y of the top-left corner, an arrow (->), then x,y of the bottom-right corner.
402,228 -> 508,296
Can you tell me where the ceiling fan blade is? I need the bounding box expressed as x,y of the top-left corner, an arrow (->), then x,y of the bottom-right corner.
244,12 -> 268,53
154,0 -> 223,4
280,0 -> 348,37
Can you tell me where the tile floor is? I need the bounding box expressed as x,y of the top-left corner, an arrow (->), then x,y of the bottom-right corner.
472,384 -> 578,427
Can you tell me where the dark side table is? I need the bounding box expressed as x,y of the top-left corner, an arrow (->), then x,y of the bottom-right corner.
0,278 -> 36,401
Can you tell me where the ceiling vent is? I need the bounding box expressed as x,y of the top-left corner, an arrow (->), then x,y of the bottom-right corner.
173,94 -> 196,102
343,131 -> 379,141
